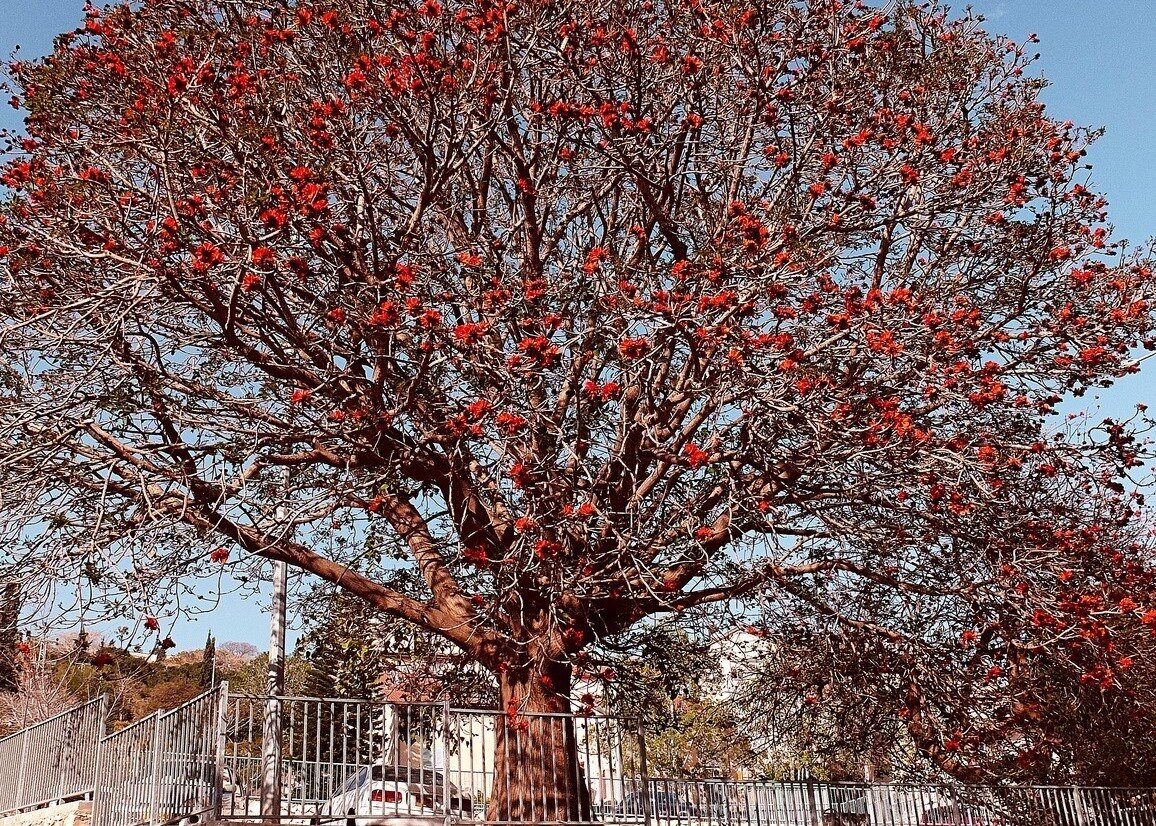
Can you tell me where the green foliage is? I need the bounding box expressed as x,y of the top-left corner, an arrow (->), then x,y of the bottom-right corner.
297,591 -> 389,700
600,622 -> 760,779
29,637 -> 262,726
646,698 -> 758,779
600,621 -> 716,731
295,584 -> 498,706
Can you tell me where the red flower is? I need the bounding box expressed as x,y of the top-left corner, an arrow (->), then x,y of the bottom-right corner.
454,321 -> 489,344
369,301 -> 400,326
683,443 -> 710,469
466,398 -> 491,419
681,55 -> 703,75
192,242 -> 224,272
534,539 -> 562,559
496,411 -> 528,434
209,547 -> 230,563
866,329 -> 903,356
462,545 -> 488,565
510,463 -> 534,488
582,247 -> 610,274
144,615 -> 160,631
618,337 -> 649,359
912,123 -> 935,146
583,381 -> 621,402
260,207 -> 287,230
517,335 -> 561,366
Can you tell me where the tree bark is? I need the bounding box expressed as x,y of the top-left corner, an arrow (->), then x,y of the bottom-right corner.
0,582 -> 20,692
487,660 -> 593,823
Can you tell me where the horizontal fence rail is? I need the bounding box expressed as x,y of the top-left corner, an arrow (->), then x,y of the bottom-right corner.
0,696 -> 107,816
3,687 -> 1156,826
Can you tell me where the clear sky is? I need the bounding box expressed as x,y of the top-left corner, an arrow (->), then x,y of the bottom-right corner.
1,1 -> 1154,653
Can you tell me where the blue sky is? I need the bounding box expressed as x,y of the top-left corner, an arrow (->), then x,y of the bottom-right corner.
1,1 -> 1154,652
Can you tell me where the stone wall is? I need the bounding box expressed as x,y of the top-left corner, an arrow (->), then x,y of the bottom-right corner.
0,802 -> 91,826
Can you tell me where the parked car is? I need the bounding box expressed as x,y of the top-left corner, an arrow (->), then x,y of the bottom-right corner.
312,763 -> 472,826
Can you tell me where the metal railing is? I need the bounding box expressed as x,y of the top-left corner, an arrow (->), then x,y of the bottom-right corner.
625,779 -> 1156,825
91,684 -> 227,826
0,696 -> 107,816
215,694 -> 1156,826
443,707 -> 635,824
3,685 -> 1156,826
217,694 -> 636,824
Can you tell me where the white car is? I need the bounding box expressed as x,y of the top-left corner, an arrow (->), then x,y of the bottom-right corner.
313,763 -> 474,826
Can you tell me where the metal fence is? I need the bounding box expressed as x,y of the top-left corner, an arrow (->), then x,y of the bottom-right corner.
92,685 -> 227,826
0,696 -> 107,816
633,779 -> 1156,825
218,695 -> 637,823
214,695 -> 1156,826
444,707 -> 636,823
3,686 -> 1156,826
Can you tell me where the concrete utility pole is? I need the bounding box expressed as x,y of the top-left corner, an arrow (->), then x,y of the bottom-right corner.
260,558 -> 287,817
260,492 -> 290,818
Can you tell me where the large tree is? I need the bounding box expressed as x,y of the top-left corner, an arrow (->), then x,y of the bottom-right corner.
2,0 -> 1156,816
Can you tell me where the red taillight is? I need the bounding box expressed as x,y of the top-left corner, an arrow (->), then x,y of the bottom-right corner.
370,789 -> 403,804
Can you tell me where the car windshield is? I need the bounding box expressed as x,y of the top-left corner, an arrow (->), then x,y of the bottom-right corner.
340,766 -> 370,795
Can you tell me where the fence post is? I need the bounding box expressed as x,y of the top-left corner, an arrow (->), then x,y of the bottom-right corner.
15,729 -> 29,812
805,778 -> 821,826
442,701 -> 453,826
90,723 -> 105,823
214,682 -> 231,821
1071,786 -> 1089,826
149,711 -> 165,826
95,695 -> 110,803
635,720 -> 652,826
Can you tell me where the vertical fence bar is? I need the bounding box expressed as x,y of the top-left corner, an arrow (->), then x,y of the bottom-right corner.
636,718 -> 652,826
442,701 -> 452,826
148,709 -> 164,826
214,682 -> 230,821
15,728 -> 30,811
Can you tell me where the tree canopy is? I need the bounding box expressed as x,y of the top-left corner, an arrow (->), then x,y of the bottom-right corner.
2,0 -> 1155,797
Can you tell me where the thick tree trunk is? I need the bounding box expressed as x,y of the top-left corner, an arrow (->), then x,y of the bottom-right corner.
487,660 -> 593,823
0,582 -> 20,692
